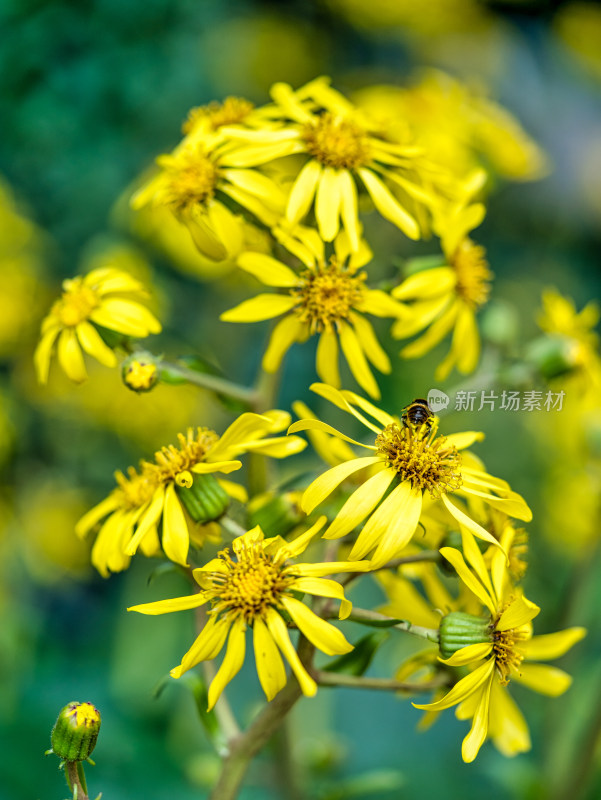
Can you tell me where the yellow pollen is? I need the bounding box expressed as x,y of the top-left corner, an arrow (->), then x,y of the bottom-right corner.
182,97 -> 254,133
303,113 -> 370,170
452,239 -> 493,310
67,702 -> 100,727
53,278 -> 100,327
163,151 -> 219,211
292,259 -> 366,333
206,542 -> 294,623
491,623 -> 528,686
143,427 -> 219,485
115,467 -> 158,510
375,422 -> 462,497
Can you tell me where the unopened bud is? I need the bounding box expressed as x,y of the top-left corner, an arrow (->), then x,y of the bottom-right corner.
50,701 -> 101,762
176,472 -> 229,523
122,351 -> 159,392
439,612 -> 491,660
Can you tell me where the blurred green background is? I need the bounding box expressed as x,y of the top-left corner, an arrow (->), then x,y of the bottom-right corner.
1,0 -> 601,798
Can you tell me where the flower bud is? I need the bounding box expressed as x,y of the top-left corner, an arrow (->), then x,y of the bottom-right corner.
122,351 -> 159,392
439,612 -> 491,660
525,335 -> 577,380
50,701 -> 101,762
176,472 -> 229,523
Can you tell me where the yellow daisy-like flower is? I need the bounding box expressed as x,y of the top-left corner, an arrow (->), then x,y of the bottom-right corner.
131,128 -> 286,262
391,203 -> 492,380
222,76 -> 456,249
34,267 -> 161,385
221,231 -> 404,399
414,530 -> 586,762
76,411 -> 306,575
289,384 -> 531,567
129,520 -> 369,708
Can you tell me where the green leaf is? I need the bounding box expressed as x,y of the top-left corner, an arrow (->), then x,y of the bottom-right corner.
323,632 -> 388,675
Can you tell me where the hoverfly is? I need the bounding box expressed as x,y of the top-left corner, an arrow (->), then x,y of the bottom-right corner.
401,397 -> 435,435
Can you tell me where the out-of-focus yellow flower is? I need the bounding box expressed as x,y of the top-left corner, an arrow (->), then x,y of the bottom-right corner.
221,230 -> 404,399
131,127 -> 286,263
129,520 -> 369,707
223,77 -> 463,248
414,532 -> 586,762
355,70 -> 549,184
77,411 -> 306,575
391,204 -> 492,380
34,268 -> 161,384
289,384 -> 531,567
555,2 -> 601,79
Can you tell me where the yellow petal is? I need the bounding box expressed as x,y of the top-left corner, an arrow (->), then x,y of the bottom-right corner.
124,485 -> 165,555
338,169 -> 360,251
281,596 -> 352,656
75,495 -> 119,539
236,252 -> 299,288
309,382 -> 382,434
34,325 -> 61,384
265,607 -> 316,697
239,435 -> 306,458
440,643 -> 493,667
413,658 -> 495,711
462,675 -> 492,763
441,494 -> 505,553
454,306 -> 480,375
288,418 -> 376,450
315,166 -> 341,242
207,617 -> 247,710
316,327 -> 341,387
58,328 -> 87,383
439,546 -> 496,615
441,203 -> 486,256
211,411 -> 289,460
445,432 -> 485,450
358,168 -> 419,239
287,159 -> 322,224
262,314 -> 305,373
392,268 -> 456,301
512,663 -> 572,696
218,479 -> 248,503
520,627 -> 586,661
191,460 -> 242,474
300,456 -> 383,514
365,483 -> 423,567
401,302 -> 459,359
90,298 -> 161,336
128,590 -> 209,615
76,321 -> 117,368
496,595 -> 540,631
171,616 -> 231,678
161,483 -> 189,566
339,322 -> 380,399
349,313 -> 390,374
289,576 -> 352,619
360,289 -> 407,318
338,389 -> 395,428
220,293 -> 297,322
324,466 -> 396,541
278,516 -> 327,558
488,680 -> 531,757
253,617 -> 287,701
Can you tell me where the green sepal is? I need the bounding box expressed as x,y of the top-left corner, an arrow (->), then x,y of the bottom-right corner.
185,675 -> 220,742
176,473 -> 229,523
402,254 -> 447,276
50,702 -> 101,762
352,616 -> 406,629
323,632 -> 389,676
439,612 -> 491,660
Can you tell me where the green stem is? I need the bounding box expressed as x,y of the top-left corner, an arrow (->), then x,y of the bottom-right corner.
346,608 -> 440,643
65,762 -> 89,800
339,550 -> 441,586
220,516 -> 247,540
160,361 -> 258,406
209,637 -> 314,800
313,671 -> 447,693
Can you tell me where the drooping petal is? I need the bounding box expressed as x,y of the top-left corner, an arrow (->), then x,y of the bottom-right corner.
124,485 -> 165,555
338,169 -> 360,252
170,615 -> 232,679
349,313 -> 391,374
287,159 -> 322,224
309,382 -> 383,434
288,576 -> 353,619
439,546 -> 496,615
207,616 -> 247,710
324,466 -> 396,541
278,516 -> 327,558
316,327 -> 341,387
512,664 -> 572,696
161,483 -> 189,566
440,643 -> 493,666
339,322 -> 380,398
400,302 -> 459,359
338,389 -> 395,428
253,617 -> 287,701
220,293 -> 297,322
281,596 -> 353,656
76,321 -> 118,367
413,658 -> 495,711
265,607 -> 317,697
34,324 -> 61,384
488,680 -> 531,757
462,674 -> 492,763
496,596 -> 540,631
263,314 -> 305,373
75,495 -> 120,539
300,456 -> 383,514
315,166 -> 341,242
441,494 -> 504,552
90,299 -> 161,336
358,168 -> 419,239
520,628 -> 586,661
58,328 -> 87,383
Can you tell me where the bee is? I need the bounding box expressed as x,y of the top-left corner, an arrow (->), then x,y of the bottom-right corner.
401,398 -> 435,434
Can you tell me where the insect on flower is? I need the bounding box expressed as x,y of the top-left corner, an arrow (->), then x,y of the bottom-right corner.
401,397 -> 436,435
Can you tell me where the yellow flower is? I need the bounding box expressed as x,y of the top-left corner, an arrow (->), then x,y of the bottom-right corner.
131,128 -> 286,262
34,267 -> 161,385
129,520 -> 367,707
222,77 -> 458,249
414,530 -> 586,762
221,231 -> 404,398
391,203 -> 492,380
289,384 -> 531,567
77,411 -> 307,575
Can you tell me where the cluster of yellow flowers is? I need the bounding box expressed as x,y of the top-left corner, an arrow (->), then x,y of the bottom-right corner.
34,75 -> 588,766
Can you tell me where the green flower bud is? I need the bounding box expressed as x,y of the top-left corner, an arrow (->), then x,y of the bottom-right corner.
50,701 -> 101,762
439,612 -> 491,660
525,335 -> 577,380
248,491 -> 303,537
122,351 -> 159,392
176,472 -> 229,523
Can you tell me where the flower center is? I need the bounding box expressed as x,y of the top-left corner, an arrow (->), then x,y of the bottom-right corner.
144,428 -> 219,485
163,150 -> 219,211
375,422 -> 462,497
303,113 -> 370,170
207,542 -> 294,623
182,97 -> 254,134
54,278 -> 100,327
452,239 -> 492,310
67,702 -> 101,727
115,467 -> 158,510
491,622 -> 529,686
292,260 -> 366,332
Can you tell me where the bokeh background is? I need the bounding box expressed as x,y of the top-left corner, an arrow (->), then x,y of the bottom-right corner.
1,0 -> 601,798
